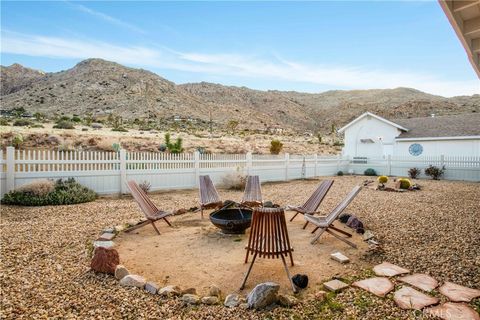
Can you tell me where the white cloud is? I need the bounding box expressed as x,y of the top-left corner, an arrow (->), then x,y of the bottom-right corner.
66,2 -> 146,34
1,31 -> 478,97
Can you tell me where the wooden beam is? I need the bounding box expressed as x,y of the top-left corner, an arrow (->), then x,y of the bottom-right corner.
472,38 -> 480,53
453,0 -> 480,12
465,16 -> 480,35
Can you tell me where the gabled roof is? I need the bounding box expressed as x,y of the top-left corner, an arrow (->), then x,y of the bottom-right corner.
395,113 -> 480,139
337,112 -> 409,133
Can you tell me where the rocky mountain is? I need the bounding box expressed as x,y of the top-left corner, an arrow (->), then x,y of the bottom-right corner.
1,58 -> 479,133
0,63 -> 45,96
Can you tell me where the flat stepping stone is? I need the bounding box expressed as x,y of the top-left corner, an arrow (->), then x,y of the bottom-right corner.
353,277 -> 394,297
98,232 -> 115,241
393,286 -> 439,310
93,240 -> 114,249
323,279 -> 349,292
330,252 -> 349,264
425,302 -> 480,320
438,282 -> 480,302
398,273 -> 438,292
373,262 -> 409,277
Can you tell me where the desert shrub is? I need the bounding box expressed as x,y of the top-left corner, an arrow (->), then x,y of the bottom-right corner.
165,133 -> 183,153
425,165 -> 445,180
16,179 -> 55,196
138,180 -> 151,194
378,175 -> 388,185
158,143 -> 167,152
0,118 -> 9,126
408,167 -> 421,179
221,171 -> 247,190
333,140 -> 344,147
364,168 -> 377,176
337,171 -> 344,176
71,116 -> 82,123
11,134 -> 24,148
111,127 -> 128,132
1,178 -> 97,206
13,119 -> 32,126
398,178 -> 411,189
81,128 -> 88,131
53,120 -> 75,129
30,124 -> 44,128
270,139 -> 283,155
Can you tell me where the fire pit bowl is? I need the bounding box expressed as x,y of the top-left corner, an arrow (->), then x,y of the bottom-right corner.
210,208 -> 253,234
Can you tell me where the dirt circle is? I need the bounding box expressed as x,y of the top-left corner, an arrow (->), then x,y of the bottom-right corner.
115,210 -> 368,296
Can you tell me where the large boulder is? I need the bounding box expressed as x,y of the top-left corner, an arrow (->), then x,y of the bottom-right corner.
90,247 -> 119,274
181,294 -> 200,305
247,282 -> 280,309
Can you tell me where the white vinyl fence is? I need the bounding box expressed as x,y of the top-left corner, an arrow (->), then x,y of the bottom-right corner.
0,146 -> 479,197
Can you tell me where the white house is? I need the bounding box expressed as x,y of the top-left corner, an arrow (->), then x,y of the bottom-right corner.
338,112 -> 480,158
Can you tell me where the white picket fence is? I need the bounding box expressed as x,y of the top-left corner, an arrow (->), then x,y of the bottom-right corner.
0,146 -> 479,197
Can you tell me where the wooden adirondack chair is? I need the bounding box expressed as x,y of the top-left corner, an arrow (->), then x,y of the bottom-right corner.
288,180 -> 334,229
199,175 -> 223,218
241,175 -> 263,207
125,180 -> 173,235
241,207 -> 297,293
304,185 -> 361,248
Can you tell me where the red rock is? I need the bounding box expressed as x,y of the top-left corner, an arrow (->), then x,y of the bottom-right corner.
425,302 -> 480,320
393,286 -> 439,310
439,282 -> 480,302
399,273 -> 438,292
373,262 -> 409,277
352,277 -> 394,297
90,247 -> 119,274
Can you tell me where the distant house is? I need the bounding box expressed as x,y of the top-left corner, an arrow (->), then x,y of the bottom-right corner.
338,112 -> 480,158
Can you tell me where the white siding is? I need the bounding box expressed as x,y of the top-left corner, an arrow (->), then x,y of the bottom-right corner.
342,115 -> 402,158
395,139 -> 480,157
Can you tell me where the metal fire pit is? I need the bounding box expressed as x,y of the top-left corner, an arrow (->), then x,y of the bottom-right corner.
210,207 -> 253,234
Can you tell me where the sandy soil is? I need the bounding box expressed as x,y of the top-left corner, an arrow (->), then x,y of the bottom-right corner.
115,206 -> 368,296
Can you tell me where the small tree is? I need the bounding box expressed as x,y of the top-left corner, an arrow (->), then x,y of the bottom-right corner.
270,139 -> 283,155
408,167 -> 421,179
226,120 -> 239,134
425,165 -> 445,180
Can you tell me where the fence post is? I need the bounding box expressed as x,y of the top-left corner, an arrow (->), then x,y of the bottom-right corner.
6,146 -> 15,192
119,149 -> 127,194
246,152 -> 252,175
284,153 -> 290,181
314,153 -> 318,177
194,151 -> 200,186
440,154 -> 445,168
387,155 -> 392,176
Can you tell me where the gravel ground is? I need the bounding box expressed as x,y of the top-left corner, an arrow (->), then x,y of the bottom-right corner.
1,176 -> 479,319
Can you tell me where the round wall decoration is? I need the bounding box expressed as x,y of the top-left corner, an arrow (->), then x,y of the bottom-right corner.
408,143 -> 423,156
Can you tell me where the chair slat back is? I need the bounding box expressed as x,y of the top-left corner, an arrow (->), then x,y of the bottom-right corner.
246,207 -> 293,259
242,175 -> 262,206
325,185 -> 361,224
199,175 -> 221,205
127,180 -> 158,219
301,180 -> 334,213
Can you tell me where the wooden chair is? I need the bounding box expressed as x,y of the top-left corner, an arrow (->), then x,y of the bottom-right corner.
199,175 -> 222,218
125,180 -> 173,235
288,180 -> 334,229
241,207 -> 297,293
304,185 -> 361,248
241,175 -> 263,208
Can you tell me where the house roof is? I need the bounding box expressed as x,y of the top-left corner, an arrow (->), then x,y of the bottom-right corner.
337,112 -> 409,133
395,113 -> 480,139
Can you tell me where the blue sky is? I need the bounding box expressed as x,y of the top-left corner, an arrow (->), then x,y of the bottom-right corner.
1,1 -> 479,97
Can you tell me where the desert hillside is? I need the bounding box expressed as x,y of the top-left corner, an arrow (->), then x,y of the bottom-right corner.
1,58 -> 479,134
